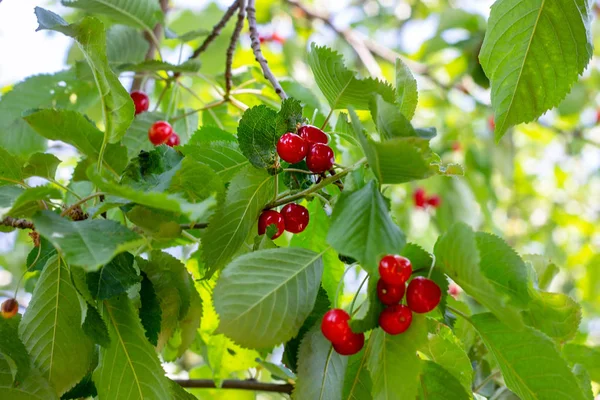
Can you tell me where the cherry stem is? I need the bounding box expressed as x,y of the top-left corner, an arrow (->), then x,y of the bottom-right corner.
427,254 -> 436,279
13,244 -> 42,299
321,108 -> 334,130
349,274 -> 369,315
334,263 -> 358,309
282,168 -> 317,174
169,99 -> 227,122
446,305 -> 473,325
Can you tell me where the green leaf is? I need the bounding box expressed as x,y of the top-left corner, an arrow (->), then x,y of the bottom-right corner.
120,145 -> 183,191
367,316 -> 428,400
94,296 -> 171,399
214,248 -> 324,349
5,185 -> 62,219
87,252 -> 140,300
276,98 -> 304,136
137,251 -> 191,349
0,360 -> 59,400
82,302 -> 111,347
293,325 -> 348,400
169,379 -> 196,400
177,276 -> 202,357
349,276 -> 384,334
121,112 -> 163,158
61,373 -> 97,399
342,347 -> 373,400
256,359 -> 296,381
524,292 -> 581,342
180,138 -> 249,182
26,237 -> 57,272
117,60 -> 201,73
563,344 -> 600,383
168,158 -> 223,203
202,165 -> 274,277
0,148 -> 24,186
369,95 -> 415,139
139,272 -> 162,346
24,109 -> 128,175
434,223 -> 524,327
237,105 -> 279,169
523,254 -> 559,291
23,153 -> 61,180
32,211 -> 144,271
307,44 -> 395,110
0,316 -> 30,384
290,200 -> 344,303
418,361 -> 471,400
205,334 -> 259,386
328,180 -> 405,273
472,313 -> 588,400
106,25 -> 149,65
126,206 -> 181,239
395,58 -> 418,120
19,257 -> 94,396
479,0 -> 593,140
61,0 -> 162,33
35,8 -> 135,143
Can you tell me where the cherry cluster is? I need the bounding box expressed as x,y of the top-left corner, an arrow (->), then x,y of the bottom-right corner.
277,125 -> 335,173
1,298 -> 18,319
321,309 -> 365,355
413,187 -> 441,209
377,255 -> 441,335
258,203 -> 309,239
130,91 -> 181,147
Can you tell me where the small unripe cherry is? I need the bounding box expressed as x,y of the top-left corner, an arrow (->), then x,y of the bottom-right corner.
148,121 -> 173,145
332,332 -> 364,356
257,210 -> 285,239
130,91 -> 150,115
166,132 -> 180,147
321,309 -> 351,343
1,298 -> 18,319
413,188 -> 426,208
298,125 -> 328,144
406,277 -> 441,313
281,203 -> 309,233
277,133 -> 308,164
376,279 -> 405,306
306,143 -> 334,173
378,255 -> 412,286
379,304 -> 412,335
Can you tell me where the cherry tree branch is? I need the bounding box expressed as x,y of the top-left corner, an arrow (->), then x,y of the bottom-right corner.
246,0 -> 288,100
1,217 -> 34,230
174,379 -> 293,394
188,0 -> 241,61
225,0 -> 246,98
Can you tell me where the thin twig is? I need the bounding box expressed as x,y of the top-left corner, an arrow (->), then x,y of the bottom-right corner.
247,0 -> 287,100
188,0 -> 240,61
225,0 -> 246,98
180,222 -> 209,230
60,192 -> 105,217
474,370 -> 501,393
1,217 -> 34,230
175,379 -> 293,393
169,99 -> 227,122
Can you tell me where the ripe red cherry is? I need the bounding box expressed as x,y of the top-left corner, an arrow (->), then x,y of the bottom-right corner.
378,255 -> 412,286
488,115 -> 496,131
148,121 -> 173,145
321,309 -> 351,343
332,332 -> 364,355
281,203 -> 309,233
166,132 -> 180,147
1,298 -> 18,319
277,133 -> 308,164
379,304 -> 412,335
413,188 -> 426,208
406,277 -> 442,313
427,195 -> 441,208
130,91 -> 149,115
298,125 -> 328,144
271,32 -> 285,44
306,143 -> 334,173
258,210 -> 285,239
376,279 -> 405,306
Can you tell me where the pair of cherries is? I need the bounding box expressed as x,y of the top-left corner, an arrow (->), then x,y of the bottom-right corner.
258,203 -> 309,239
277,125 -> 335,174
413,188 -> 441,209
1,298 -> 18,319
377,255 -> 441,335
130,91 -> 181,147
321,309 -> 365,355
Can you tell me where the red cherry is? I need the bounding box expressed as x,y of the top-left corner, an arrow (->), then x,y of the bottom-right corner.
488,115 -> 496,131
298,125 -> 328,144
332,332 -> 364,355
130,91 -> 149,115
258,210 -> 285,239
166,132 -> 180,147
406,277 -> 441,313
148,121 -> 173,145
306,143 -> 334,173
277,133 -> 308,164
1,298 -> 18,319
451,142 -> 461,152
271,32 -> 285,44
379,304 -> 413,335
281,203 -> 309,233
376,279 -> 405,306
413,188 -> 426,208
321,309 -> 352,343
378,255 -> 412,286
426,195 -> 441,208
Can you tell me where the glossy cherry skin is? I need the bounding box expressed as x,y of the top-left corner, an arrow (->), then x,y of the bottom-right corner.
378,255 -> 412,286
298,125 -> 328,144
427,195 -> 441,208
332,332 -> 365,356
165,132 -> 180,147
376,279 -> 405,306
277,133 -> 308,164
406,277 -> 442,313
379,304 -> 412,335
1,298 -> 18,319
281,203 -> 309,233
130,91 -> 149,115
148,121 -> 173,145
258,210 -> 285,239
413,188 -> 426,208
306,143 -> 334,173
321,309 -> 352,343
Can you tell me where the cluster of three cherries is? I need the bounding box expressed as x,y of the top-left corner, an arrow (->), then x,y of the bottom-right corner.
130,91 -> 181,147
277,125 -> 335,174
